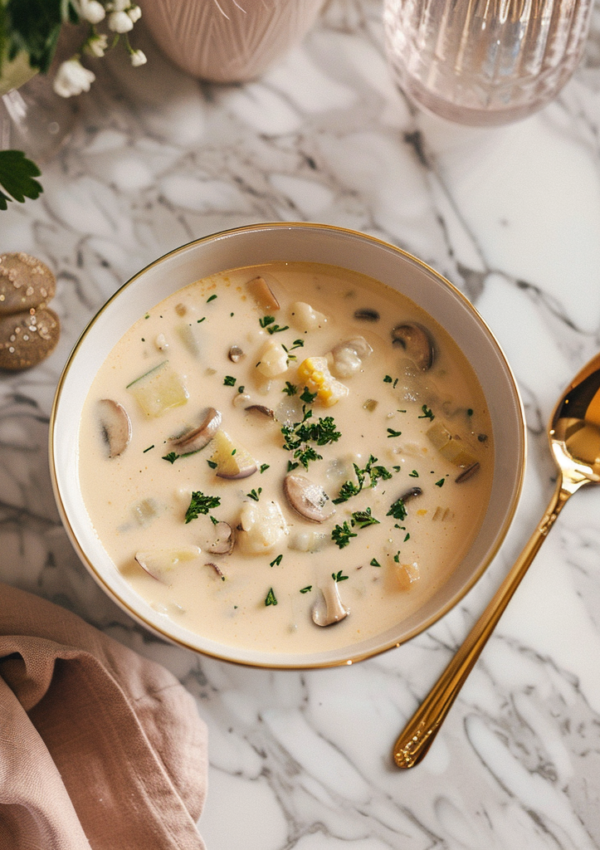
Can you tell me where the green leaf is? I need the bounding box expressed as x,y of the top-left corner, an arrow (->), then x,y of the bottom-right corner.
0,150 -> 43,208
5,0 -> 68,74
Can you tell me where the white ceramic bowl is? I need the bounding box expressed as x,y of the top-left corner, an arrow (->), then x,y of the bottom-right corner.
50,223 -> 526,669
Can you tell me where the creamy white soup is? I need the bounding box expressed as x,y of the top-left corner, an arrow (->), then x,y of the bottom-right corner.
79,262 -> 493,655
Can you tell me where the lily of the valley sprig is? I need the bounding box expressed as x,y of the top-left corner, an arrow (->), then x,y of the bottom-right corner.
53,0 -> 146,98
0,0 -> 148,209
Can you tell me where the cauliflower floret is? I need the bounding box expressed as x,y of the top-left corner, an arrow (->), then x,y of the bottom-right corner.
289,301 -> 328,332
237,499 -> 288,555
256,340 -> 288,378
297,356 -> 349,407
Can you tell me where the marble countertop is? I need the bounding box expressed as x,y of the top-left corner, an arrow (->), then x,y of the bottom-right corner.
3,1 -> 600,847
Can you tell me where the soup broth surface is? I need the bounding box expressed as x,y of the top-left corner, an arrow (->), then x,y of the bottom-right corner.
79,262 -> 494,655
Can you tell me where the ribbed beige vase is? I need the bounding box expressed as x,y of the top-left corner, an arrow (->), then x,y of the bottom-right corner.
140,0 -> 325,83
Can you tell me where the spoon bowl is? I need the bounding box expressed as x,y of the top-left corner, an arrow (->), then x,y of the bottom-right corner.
393,351 -> 600,768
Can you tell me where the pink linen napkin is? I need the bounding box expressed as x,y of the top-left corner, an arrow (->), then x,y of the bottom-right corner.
0,583 -> 208,850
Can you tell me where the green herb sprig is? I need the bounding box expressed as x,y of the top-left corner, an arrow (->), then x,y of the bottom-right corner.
185,491 -> 221,523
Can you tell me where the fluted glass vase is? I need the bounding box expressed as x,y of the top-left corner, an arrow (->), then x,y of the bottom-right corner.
384,0 -> 594,126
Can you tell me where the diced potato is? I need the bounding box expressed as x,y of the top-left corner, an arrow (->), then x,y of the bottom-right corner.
237,499 -> 287,555
210,429 -> 257,479
396,561 -> 420,591
256,340 -> 288,378
177,322 -> 203,357
135,546 -> 201,584
289,301 -> 328,332
127,361 -> 188,418
297,356 -> 349,407
247,275 -> 280,311
131,498 -> 159,527
288,530 -> 327,553
425,421 -> 478,468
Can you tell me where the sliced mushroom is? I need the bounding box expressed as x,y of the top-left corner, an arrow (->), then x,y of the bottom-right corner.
312,581 -> 349,627
284,473 -> 334,523
354,308 -> 380,322
228,344 -> 244,363
205,562 -> 225,580
245,404 -> 274,419
171,407 -> 221,453
400,486 -> 422,502
455,462 -> 480,483
98,398 -> 132,458
247,275 -> 280,312
207,521 -> 235,555
135,546 -> 201,584
391,323 -> 435,371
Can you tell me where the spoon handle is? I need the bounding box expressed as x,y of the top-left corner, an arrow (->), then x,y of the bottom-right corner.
393,477 -> 577,769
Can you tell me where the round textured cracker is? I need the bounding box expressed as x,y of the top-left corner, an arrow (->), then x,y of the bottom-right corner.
0,252 -> 56,315
0,307 -> 60,370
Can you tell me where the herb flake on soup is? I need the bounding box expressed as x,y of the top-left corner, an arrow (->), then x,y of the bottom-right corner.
79,263 -> 494,654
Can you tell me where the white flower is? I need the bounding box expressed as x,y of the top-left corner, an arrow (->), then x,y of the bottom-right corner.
130,49 -> 147,67
84,33 -> 109,58
109,0 -> 130,11
53,58 -> 96,98
78,0 -> 106,24
128,5 -> 142,23
108,10 -> 134,32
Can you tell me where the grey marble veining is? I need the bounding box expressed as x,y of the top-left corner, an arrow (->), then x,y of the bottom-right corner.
2,0 -> 600,847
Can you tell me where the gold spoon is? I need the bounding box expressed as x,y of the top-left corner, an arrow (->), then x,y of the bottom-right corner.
393,351 -> 600,769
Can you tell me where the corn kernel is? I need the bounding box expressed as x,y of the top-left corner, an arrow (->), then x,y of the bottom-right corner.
297,357 -> 349,407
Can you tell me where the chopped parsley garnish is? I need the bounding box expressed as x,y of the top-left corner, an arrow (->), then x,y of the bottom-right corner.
350,508 -> 380,528
281,407 -> 341,470
409,470 -> 419,478
387,498 -> 407,521
259,463 -> 270,474
162,452 -> 178,464
224,375 -> 236,386
143,445 -> 155,453
387,428 -> 402,438
144,313 -> 150,319
383,375 -> 393,383
393,378 -> 399,389
393,551 -> 401,563
259,315 -> 288,334
184,491 -> 221,523
289,339 -> 305,351
300,585 -> 313,593
210,515 -> 219,525
247,488 -> 262,501
404,533 -> 410,542
333,455 -> 393,504
331,521 -> 358,549
269,554 -> 283,567
283,382 -> 298,396
197,317 -> 206,323
207,460 -> 218,469
418,405 -> 434,420
265,588 -> 278,606
300,386 -> 318,404
238,385 -> 245,394
370,558 -> 381,567
467,408 -> 474,416
332,570 -> 349,582
206,294 -> 217,303
435,478 -> 445,487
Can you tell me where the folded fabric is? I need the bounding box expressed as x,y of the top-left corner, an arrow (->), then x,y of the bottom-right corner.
0,583 -> 208,850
